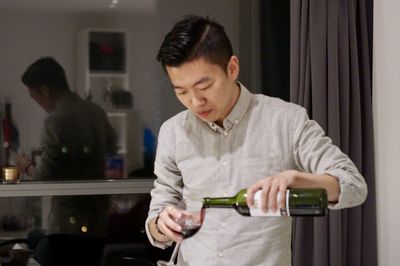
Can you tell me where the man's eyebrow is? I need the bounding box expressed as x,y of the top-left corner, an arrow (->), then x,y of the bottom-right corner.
173,76 -> 211,89
192,76 -> 211,87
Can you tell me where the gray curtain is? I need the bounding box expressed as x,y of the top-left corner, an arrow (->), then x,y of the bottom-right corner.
290,0 -> 377,266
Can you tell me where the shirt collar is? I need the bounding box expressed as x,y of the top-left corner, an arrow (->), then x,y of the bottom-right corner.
207,82 -> 252,132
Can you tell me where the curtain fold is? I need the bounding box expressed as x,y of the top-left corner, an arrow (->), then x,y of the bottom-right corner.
290,0 -> 377,265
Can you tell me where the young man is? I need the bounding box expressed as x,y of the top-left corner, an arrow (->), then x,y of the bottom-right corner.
18,57 -> 117,266
146,15 -> 367,265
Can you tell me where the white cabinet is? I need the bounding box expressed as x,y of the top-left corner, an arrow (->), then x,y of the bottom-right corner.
76,29 -> 142,177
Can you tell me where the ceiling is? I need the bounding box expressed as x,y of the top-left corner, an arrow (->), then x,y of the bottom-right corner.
0,0 -> 157,12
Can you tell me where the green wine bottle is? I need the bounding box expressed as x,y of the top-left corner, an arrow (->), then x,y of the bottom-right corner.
202,188 -> 328,216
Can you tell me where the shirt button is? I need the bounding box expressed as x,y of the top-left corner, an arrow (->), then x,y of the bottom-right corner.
223,192 -> 228,197
221,223 -> 226,228
222,161 -> 227,167
235,120 -> 239,124
223,131 -> 228,136
218,251 -> 224,257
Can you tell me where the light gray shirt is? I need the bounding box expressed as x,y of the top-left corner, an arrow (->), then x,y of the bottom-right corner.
146,83 -> 367,266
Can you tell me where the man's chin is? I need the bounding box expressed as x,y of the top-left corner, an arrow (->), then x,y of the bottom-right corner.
195,114 -> 214,123
192,110 -> 212,121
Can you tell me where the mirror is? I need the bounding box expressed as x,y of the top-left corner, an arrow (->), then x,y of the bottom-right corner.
0,0 -> 260,180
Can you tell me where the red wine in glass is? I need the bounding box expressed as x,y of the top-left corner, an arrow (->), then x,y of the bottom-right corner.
177,207 -> 204,238
180,225 -> 201,238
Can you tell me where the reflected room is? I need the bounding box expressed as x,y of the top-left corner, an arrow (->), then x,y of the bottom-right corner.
0,0 -> 264,265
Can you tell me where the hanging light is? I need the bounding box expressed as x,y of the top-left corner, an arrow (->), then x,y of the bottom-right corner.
110,0 -> 119,8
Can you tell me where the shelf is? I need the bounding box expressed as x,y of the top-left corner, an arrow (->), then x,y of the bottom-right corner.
0,179 -> 154,197
89,72 -> 128,78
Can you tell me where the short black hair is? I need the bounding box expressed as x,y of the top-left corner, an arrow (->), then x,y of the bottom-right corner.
157,15 -> 233,71
21,57 -> 70,91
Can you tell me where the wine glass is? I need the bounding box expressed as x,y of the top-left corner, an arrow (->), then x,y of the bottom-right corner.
157,199 -> 203,266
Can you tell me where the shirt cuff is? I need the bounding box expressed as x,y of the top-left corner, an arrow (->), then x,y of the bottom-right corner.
324,168 -> 367,210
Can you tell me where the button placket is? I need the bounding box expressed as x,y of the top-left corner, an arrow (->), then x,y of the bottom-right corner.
219,128 -> 230,209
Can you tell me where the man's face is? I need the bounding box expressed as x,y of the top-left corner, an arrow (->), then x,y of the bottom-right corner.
166,57 -> 240,126
27,86 -> 55,113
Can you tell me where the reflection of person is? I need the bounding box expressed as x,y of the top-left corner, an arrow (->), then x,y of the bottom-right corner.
146,15 -> 368,265
17,57 -> 117,266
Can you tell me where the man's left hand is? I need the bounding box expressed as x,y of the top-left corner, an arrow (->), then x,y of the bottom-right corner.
246,170 -> 298,213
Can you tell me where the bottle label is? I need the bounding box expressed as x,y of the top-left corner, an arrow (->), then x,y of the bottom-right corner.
249,190 -> 289,216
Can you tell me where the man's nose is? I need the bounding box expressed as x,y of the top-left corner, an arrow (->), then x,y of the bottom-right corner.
192,94 -> 206,107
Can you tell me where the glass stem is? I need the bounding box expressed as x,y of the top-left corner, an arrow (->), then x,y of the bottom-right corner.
168,242 -> 181,265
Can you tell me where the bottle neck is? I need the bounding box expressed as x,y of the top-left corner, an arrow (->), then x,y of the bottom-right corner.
202,197 -> 236,208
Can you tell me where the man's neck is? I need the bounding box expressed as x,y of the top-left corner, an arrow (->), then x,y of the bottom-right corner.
52,90 -> 73,108
214,82 -> 241,127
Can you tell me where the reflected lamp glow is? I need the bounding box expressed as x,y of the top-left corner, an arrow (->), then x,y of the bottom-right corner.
81,225 -> 88,233
110,0 -> 119,8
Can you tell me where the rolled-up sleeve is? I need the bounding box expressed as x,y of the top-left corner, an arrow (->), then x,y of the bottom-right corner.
145,122 -> 183,248
292,108 -> 368,209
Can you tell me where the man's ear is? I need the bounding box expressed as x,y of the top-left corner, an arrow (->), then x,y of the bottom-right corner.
227,56 -> 239,81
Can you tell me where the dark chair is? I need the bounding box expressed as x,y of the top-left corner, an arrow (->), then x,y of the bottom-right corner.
35,234 -> 105,266
115,256 -> 156,266
101,242 -> 172,266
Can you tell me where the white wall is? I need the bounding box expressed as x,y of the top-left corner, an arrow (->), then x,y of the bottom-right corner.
373,0 -> 400,265
0,0 -> 241,154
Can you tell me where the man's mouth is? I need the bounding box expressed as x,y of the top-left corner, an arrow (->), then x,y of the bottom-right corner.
197,109 -> 212,118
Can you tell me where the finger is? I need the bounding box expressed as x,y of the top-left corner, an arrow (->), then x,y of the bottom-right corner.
246,181 -> 263,207
159,207 -> 185,239
160,207 -> 182,231
157,215 -> 183,242
278,183 -> 288,210
260,182 -> 272,213
268,180 -> 280,212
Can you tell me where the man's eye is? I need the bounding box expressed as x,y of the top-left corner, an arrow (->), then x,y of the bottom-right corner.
176,90 -> 187,95
199,86 -> 210,91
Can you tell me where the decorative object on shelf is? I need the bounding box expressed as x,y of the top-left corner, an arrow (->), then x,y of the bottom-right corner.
2,166 -> 20,184
106,155 -> 124,179
111,89 -> 133,109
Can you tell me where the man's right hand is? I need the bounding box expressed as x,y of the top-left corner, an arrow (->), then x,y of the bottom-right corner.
154,206 -> 187,243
